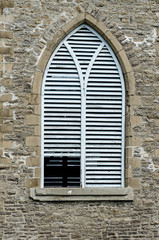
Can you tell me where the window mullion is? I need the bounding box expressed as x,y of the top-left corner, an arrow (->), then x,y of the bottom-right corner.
64,41 -> 86,188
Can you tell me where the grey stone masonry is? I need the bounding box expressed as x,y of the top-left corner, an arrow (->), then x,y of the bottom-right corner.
0,0 -> 159,239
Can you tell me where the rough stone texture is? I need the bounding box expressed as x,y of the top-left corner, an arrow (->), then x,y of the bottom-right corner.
0,0 -> 159,239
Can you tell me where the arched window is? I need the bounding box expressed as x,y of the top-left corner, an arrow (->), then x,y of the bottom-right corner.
41,24 -> 125,188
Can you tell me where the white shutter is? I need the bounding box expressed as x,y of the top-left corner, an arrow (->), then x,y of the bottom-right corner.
42,24 -> 125,188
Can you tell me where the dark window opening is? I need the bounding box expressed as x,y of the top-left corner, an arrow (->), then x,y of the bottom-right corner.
44,156 -> 80,187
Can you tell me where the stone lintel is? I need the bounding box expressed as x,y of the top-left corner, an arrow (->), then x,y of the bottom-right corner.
30,187 -> 134,201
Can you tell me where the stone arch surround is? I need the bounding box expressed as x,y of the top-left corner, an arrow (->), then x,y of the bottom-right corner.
27,13 -> 141,189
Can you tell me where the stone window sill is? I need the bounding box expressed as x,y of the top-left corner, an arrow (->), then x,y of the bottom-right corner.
30,187 -> 134,201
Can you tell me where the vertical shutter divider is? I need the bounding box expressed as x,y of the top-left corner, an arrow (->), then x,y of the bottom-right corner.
64,42 -> 86,187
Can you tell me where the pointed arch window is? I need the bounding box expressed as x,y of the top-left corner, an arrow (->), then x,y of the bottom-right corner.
41,24 -> 125,188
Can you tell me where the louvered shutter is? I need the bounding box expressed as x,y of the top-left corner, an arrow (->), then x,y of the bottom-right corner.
42,24 -> 125,188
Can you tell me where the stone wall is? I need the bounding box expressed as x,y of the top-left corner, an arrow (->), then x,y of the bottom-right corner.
0,0 -> 159,239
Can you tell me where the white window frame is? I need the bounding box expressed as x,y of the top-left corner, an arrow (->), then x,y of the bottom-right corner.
41,24 -> 125,189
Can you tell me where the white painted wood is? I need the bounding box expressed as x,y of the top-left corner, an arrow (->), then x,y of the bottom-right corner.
42,24 -> 125,188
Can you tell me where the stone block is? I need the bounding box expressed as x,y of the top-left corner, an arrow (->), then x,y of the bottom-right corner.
155,74 -> 159,81
124,72 -> 135,95
85,13 -> 98,28
1,0 -> 14,8
1,78 -> 13,86
26,114 -> 40,125
117,50 -> 132,74
0,109 -> 12,117
26,178 -> 40,188
0,157 -> 12,165
0,93 -> 12,102
26,157 -> 40,167
131,158 -> 141,168
34,105 -> 41,115
125,147 -> 132,158
32,71 -> 43,94
156,88 -> 159,96
35,168 -> 41,178
5,63 -> 12,72
26,136 -> 40,147
129,96 -> 142,106
0,141 -> 12,148
28,94 -> 40,104
128,178 -> 141,189
0,47 -> 12,55
155,149 -> 159,157
130,116 -> 142,127
0,124 -> 13,133
155,119 -> 159,127
34,126 -> 40,136
103,30 -> 123,54
0,31 -> 13,39
0,15 -> 14,23
156,57 -> 159,66
37,49 -> 51,72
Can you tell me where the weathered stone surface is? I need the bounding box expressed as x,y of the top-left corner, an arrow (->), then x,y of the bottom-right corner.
0,0 -> 159,239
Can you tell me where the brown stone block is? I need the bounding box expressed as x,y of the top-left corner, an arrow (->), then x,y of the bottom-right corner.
0,47 -> 12,55
125,147 -> 132,158
0,141 -> 12,148
26,115 -> 40,125
131,136 -> 142,147
34,126 -> 40,136
124,72 -> 135,95
0,31 -> 13,39
131,158 -> 141,168
157,0 -> 159,4
26,136 -> 40,147
155,104 -> 159,111
32,71 -> 43,94
0,93 -> 12,102
35,168 -> 41,178
34,146 -> 41,156
129,96 -> 141,106
0,124 -> 13,133
0,158 -> 12,165
155,149 -> 159,157
156,88 -> 159,96
28,94 -> 40,104
37,49 -> 51,72
26,178 -> 40,188
94,21 -> 109,37
155,119 -> 159,127
26,157 -> 40,167
0,109 -> 12,117
1,0 -> 14,8
155,134 -> 159,141
156,57 -> 159,66
130,116 -> 142,127
125,168 -> 132,179
117,50 -> 132,74
1,78 -> 13,86
128,178 -> 141,189
155,74 -> 159,81
5,63 -> 12,72
103,31 -> 123,54
34,105 -> 41,115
